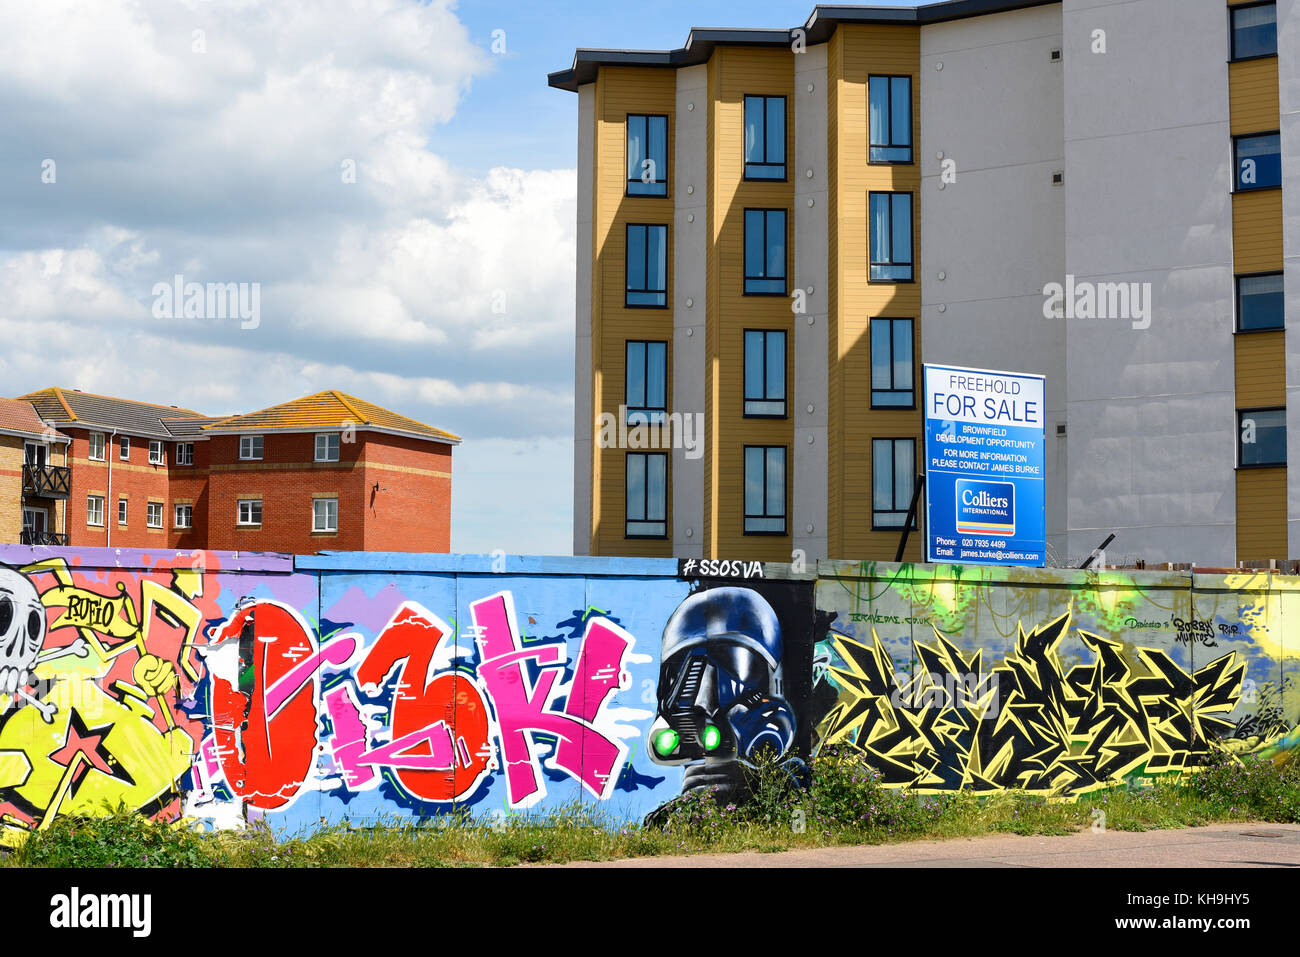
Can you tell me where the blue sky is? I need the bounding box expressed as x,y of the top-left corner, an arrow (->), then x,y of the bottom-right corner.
0,0 -> 912,557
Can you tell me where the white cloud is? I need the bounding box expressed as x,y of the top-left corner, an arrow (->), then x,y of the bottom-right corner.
0,0 -> 578,554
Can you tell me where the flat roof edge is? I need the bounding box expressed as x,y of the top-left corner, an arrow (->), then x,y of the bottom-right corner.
548,0 -> 1061,91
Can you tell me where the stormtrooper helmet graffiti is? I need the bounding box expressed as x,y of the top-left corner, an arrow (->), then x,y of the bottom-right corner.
648,587 -> 797,777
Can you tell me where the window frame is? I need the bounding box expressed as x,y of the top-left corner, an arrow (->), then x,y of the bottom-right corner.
87,495 -> 105,528
743,445 -> 787,536
625,340 -> 669,424
1237,407 -> 1287,469
872,437 -> 919,531
869,191 -> 915,283
1229,0 -> 1277,62
743,329 -> 787,418
315,433 -> 341,463
237,498 -> 263,526
117,497 -> 128,526
868,74 -> 914,165
870,317 -> 917,409
1235,271 -> 1285,333
742,94 -> 787,181
312,497 -> 339,533
626,113 -> 670,197
1232,130 -> 1282,193
625,451 -> 668,540
743,208 -> 788,296
239,434 -> 264,461
625,223 -> 669,308
119,435 -> 130,461
88,432 -> 105,462
148,439 -> 165,465
146,502 -> 163,529
175,443 -> 194,466
174,504 -> 193,530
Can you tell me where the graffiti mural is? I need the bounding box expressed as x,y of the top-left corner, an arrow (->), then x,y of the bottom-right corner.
0,546 -> 1295,835
818,613 -> 1244,793
816,563 -> 1300,795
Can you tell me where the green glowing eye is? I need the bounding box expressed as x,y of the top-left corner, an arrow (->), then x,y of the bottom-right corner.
702,724 -> 722,751
654,729 -> 679,756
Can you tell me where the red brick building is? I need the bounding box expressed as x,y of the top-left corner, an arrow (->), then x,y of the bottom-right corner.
13,388 -> 458,553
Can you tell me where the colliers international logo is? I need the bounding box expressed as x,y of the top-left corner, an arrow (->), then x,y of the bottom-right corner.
955,479 -> 1016,536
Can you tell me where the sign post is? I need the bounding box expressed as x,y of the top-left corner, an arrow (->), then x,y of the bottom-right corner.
923,364 -> 1046,567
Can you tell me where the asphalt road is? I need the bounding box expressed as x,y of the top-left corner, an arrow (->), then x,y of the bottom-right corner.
544,823 -> 1300,867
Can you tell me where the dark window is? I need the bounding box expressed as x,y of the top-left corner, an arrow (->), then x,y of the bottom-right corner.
1235,132 -> 1281,191
1239,409 -> 1286,467
626,340 -> 668,422
873,438 -> 917,529
626,452 -> 668,538
744,209 -> 787,295
1237,273 -> 1285,332
870,192 -> 913,281
627,114 -> 669,196
744,330 -> 786,417
626,224 -> 668,307
871,318 -> 915,408
744,95 -> 786,180
869,75 -> 912,163
744,446 -> 786,534
1231,2 -> 1276,60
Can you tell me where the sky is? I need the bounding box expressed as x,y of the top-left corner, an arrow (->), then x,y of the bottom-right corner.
0,0 -> 910,556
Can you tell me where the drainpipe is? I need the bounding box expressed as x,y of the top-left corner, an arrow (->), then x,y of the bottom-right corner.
106,429 -> 117,547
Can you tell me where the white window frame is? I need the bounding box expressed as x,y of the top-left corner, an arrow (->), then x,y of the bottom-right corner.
88,432 -> 105,462
239,435 -> 264,461
87,495 -> 105,527
237,499 -> 262,526
315,433 -> 341,463
313,497 -> 338,533
175,443 -> 194,466
149,440 -> 165,465
119,435 -> 130,461
146,502 -> 163,529
175,504 -> 193,529
117,498 -> 128,525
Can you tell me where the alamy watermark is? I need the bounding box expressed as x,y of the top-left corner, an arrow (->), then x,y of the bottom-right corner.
152,274 -> 260,329
596,407 -> 704,460
1043,275 -> 1151,330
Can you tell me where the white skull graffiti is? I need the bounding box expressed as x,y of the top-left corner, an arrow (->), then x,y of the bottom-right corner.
0,567 -> 46,697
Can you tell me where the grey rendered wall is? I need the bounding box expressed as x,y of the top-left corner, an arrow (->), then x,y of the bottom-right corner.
1061,0 -> 1237,566
794,44 -> 830,562
674,65 -> 708,556
919,5 -> 1068,560
1281,0 -> 1300,554
574,84 -> 595,555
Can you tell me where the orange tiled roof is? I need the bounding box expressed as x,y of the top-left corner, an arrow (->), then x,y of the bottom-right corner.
0,398 -> 67,440
202,391 -> 460,443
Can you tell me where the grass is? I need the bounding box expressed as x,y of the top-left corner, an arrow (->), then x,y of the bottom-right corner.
6,747 -> 1298,868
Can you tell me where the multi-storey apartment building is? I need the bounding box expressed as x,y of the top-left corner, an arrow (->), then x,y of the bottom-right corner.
0,398 -> 72,546
13,388 -> 459,553
551,0 -> 1298,566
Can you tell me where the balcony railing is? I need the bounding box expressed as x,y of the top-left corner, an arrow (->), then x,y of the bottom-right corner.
22,464 -> 71,500
20,531 -> 68,546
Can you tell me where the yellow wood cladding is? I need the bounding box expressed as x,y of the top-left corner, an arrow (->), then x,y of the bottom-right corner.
1232,190 -> 1283,274
1229,59 -> 1280,136
708,45 -> 796,561
829,25 -> 923,562
1237,468 -> 1287,561
591,66 -> 677,557
1234,330 -> 1285,407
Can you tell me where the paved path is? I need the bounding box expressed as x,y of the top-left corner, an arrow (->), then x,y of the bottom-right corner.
544,823 -> 1300,867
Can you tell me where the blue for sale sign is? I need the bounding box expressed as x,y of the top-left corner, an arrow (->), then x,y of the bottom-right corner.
924,364 -> 1046,567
